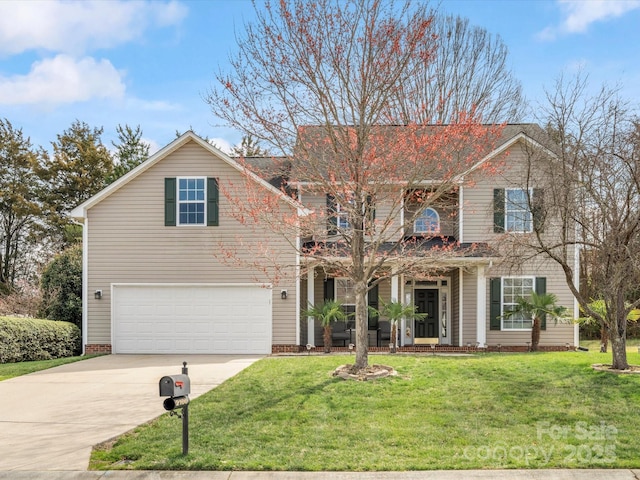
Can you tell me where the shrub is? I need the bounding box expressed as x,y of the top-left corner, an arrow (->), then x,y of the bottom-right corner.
0,316 -> 81,363
40,244 -> 82,329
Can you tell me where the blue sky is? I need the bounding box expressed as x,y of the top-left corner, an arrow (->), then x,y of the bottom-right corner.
1,0 -> 639,154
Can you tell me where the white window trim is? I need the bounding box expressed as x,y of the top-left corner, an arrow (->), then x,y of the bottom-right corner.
505,188 -> 533,233
177,176 -> 207,227
336,202 -> 350,230
414,207 -> 441,234
500,275 -> 536,331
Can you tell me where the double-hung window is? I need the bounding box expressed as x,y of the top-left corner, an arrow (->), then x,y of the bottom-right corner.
505,188 -> 532,233
327,193 -> 374,235
178,177 -> 206,225
336,202 -> 351,230
165,177 -> 219,227
501,277 -> 534,330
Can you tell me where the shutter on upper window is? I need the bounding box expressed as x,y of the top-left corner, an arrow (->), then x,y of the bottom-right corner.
165,178 -> 176,226
532,188 -> 544,232
536,277 -> 547,330
493,189 -> 505,233
490,277 -> 502,330
207,177 -> 219,226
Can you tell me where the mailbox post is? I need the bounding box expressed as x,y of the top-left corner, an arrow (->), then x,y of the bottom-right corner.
159,362 -> 190,455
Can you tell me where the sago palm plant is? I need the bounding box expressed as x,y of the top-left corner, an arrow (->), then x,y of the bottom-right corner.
303,299 -> 347,353
377,298 -> 427,353
503,292 -> 568,351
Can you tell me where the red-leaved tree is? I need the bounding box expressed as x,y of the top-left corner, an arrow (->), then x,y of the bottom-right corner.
207,0 -> 504,369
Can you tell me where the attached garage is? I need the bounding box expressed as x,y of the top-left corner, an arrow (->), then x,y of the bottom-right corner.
112,284 -> 272,354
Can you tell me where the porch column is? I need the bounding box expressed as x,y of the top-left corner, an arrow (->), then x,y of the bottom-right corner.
391,269 -> 399,302
307,266 -> 315,346
476,265 -> 487,347
459,268 -> 464,347
390,267 -> 401,346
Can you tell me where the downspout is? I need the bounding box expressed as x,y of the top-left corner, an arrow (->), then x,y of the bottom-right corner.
81,215 -> 89,355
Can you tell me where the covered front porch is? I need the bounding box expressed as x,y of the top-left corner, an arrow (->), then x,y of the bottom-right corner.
299,261 -> 493,349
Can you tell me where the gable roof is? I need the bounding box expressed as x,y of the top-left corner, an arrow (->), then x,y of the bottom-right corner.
70,131 -> 306,221
460,123 -> 560,179
288,123 -> 558,185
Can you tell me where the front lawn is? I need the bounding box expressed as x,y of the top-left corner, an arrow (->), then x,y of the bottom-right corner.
0,355 -> 90,381
91,351 -> 640,471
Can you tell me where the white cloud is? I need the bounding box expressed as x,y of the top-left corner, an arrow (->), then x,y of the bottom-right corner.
209,137 -> 234,155
0,55 -> 125,106
0,0 -> 188,56
538,0 -> 640,40
143,137 -> 162,156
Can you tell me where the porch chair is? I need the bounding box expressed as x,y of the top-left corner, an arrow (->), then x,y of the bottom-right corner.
377,320 -> 391,347
331,321 -> 350,346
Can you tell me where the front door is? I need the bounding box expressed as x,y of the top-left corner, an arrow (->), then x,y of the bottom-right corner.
414,289 -> 439,338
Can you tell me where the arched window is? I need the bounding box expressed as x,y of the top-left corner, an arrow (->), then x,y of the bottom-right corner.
414,207 -> 440,234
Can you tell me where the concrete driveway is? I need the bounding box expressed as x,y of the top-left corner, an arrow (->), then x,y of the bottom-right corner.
0,354 -> 262,471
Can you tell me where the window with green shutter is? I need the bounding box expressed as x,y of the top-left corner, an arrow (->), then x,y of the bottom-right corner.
165,177 -> 219,227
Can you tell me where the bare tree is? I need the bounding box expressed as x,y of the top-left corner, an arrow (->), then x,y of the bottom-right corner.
501,73 -> 640,370
394,14 -> 525,124
206,0 -> 501,370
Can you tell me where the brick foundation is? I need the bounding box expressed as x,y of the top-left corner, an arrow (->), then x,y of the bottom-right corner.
272,344 -> 575,354
85,344 -> 112,355
84,343 -> 572,355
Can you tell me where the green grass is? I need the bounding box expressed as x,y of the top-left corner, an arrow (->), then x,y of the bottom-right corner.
90,351 -> 640,471
579,339 -> 640,353
0,355 -> 91,381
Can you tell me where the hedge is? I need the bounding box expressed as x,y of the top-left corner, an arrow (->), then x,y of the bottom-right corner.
0,316 -> 81,363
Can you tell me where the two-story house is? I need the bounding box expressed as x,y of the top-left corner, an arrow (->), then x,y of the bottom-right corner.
71,126 -> 577,355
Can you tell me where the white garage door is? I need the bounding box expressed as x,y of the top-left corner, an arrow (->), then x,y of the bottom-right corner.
112,284 -> 272,354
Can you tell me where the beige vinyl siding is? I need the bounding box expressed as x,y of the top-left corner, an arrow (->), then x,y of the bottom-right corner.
485,255 -> 575,346
85,140 -> 297,345
463,143 -> 530,243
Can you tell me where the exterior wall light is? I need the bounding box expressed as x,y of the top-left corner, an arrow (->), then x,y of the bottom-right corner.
280,290 -> 288,300
95,290 -> 102,300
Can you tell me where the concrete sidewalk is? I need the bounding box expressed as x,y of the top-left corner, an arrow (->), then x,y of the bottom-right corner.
0,469 -> 638,479
0,355 -> 262,471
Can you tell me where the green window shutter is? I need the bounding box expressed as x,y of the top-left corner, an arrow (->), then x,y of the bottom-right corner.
326,194 -> 337,235
489,277 -> 502,330
368,283 -> 379,329
493,189 -> 505,233
164,178 -> 176,226
207,177 -> 219,226
324,277 -> 335,301
532,188 -> 544,232
536,277 -> 547,330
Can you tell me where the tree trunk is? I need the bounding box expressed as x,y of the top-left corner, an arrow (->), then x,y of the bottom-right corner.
390,322 -> 397,353
609,323 -> 629,370
610,334 -> 628,370
354,280 -> 369,369
323,325 -> 331,354
531,316 -> 541,352
609,293 -> 629,370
